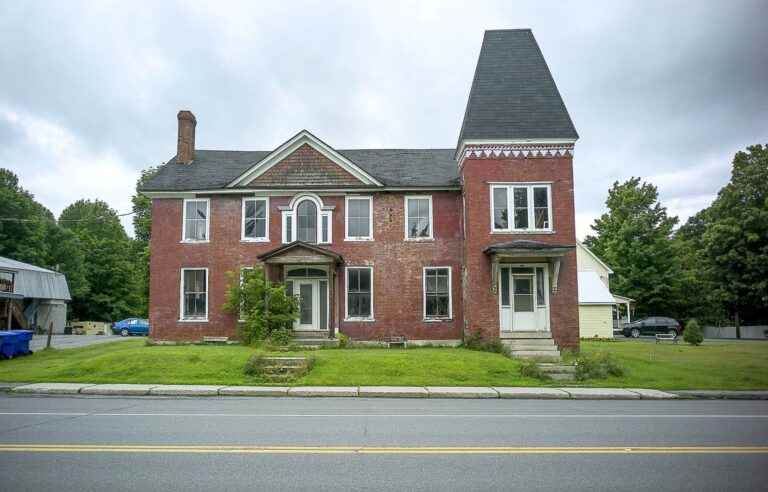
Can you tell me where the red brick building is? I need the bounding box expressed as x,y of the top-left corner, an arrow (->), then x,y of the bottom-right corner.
141,29 -> 580,353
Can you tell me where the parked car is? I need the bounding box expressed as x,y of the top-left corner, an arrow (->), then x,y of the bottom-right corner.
622,317 -> 682,338
112,318 -> 150,337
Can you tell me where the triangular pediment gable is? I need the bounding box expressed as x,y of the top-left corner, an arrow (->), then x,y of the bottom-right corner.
256,241 -> 344,264
228,130 -> 382,188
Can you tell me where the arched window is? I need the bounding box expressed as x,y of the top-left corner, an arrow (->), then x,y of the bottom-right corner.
296,200 -> 317,242
281,194 -> 332,244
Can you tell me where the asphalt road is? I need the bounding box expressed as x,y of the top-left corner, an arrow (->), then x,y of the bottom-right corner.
0,395 -> 766,491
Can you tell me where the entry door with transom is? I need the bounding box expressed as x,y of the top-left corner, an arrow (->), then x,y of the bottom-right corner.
499,265 -> 550,332
286,266 -> 329,331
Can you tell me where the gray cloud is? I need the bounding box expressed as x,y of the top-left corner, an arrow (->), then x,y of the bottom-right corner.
1,0 -> 766,237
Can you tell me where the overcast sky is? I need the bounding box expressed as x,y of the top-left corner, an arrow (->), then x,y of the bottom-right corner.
2,0 -> 766,238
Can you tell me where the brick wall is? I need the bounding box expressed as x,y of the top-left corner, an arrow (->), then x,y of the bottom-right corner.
148,191 -> 464,342
460,155 -> 580,350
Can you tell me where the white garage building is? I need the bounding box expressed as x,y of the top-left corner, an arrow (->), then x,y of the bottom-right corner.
576,242 -> 633,338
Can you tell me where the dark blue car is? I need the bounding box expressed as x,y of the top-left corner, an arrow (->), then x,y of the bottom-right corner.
112,318 -> 150,337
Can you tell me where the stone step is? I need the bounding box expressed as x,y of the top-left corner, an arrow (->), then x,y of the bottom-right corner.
537,363 -> 576,374
503,338 -> 556,347
260,357 -> 308,367
510,350 -> 561,362
548,372 -> 575,381
501,331 -> 553,339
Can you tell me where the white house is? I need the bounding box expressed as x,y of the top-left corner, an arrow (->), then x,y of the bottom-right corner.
576,242 -> 633,338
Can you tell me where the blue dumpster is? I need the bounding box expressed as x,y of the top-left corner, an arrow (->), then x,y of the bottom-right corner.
0,332 -> 17,359
9,330 -> 33,355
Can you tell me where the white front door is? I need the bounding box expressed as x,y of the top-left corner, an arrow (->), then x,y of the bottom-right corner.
499,265 -> 550,332
296,280 -> 320,330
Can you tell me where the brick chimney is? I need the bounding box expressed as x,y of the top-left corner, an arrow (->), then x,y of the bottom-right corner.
176,110 -> 196,164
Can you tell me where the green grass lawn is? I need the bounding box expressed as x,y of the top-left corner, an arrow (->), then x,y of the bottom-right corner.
0,338 -> 766,389
577,340 -> 768,390
0,340 -> 539,387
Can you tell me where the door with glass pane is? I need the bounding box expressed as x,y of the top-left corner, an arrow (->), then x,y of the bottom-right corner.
295,280 -> 318,330
499,265 -> 550,332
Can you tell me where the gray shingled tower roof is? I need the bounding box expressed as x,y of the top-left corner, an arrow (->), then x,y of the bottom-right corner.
456,29 -> 578,149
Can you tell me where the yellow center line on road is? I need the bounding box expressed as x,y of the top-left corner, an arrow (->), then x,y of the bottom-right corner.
0,444 -> 766,455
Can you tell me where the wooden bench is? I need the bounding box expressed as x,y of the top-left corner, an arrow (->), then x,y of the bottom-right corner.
655,333 -> 678,344
384,336 -> 407,349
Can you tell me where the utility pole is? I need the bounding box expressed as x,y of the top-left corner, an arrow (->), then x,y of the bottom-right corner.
46,321 -> 53,349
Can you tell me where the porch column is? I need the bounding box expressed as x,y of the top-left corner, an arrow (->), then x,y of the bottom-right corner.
329,267 -> 337,339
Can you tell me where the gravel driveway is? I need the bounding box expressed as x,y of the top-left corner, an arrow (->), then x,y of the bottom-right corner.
29,334 -> 134,351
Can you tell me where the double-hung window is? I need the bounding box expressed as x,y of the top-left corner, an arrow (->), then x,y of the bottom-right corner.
182,198 -> 210,242
490,184 -> 552,232
346,267 -> 373,320
242,197 -> 269,241
345,196 -> 372,240
423,267 -> 451,319
405,196 -> 433,240
180,268 -> 208,321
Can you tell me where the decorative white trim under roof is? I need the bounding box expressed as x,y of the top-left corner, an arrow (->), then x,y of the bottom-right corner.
456,139 -> 576,165
227,130 -> 384,188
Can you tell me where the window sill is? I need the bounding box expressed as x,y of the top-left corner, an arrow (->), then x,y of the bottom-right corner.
490,230 -> 555,235
180,240 -> 210,244
405,237 -> 435,242
241,238 -> 269,243
178,318 -> 208,323
344,238 -> 374,242
344,318 -> 376,323
423,318 -> 452,323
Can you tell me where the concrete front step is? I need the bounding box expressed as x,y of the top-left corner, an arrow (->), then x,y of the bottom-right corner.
501,331 -> 553,339
505,344 -> 559,352
293,338 -> 339,347
292,330 -> 330,339
548,373 -> 575,381
502,338 -> 556,346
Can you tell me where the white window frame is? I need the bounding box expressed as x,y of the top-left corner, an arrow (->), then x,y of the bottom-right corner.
404,195 -> 434,241
281,194 -> 332,245
344,266 -> 374,321
181,198 -> 211,243
489,184 -> 553,233
423,266 -> 452,321
179,267 -> 208,322
241,197 -> 269,242
344,195 -> 373,241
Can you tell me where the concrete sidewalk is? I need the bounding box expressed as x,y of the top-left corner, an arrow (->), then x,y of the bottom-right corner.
4,383 -> 766,399
0,382 -> 687,399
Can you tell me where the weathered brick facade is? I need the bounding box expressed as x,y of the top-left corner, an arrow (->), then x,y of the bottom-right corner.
144,29 -> 581,350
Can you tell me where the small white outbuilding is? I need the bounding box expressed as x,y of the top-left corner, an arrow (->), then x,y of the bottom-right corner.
576,242 -> 633,338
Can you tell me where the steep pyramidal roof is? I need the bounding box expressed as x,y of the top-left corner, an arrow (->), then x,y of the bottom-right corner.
456,29 -> 578,149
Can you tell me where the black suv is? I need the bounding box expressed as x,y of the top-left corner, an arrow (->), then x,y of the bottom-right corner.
622,317 -> 682,338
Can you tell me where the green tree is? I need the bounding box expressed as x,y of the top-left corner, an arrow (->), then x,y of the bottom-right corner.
683,319 -> 704,346
223,268 -> 298,345
0,168 -> 53,265
131,166 -> 160,316
60,199 -> 140,321
585,177 -> 680,317
700,144 -> 768,330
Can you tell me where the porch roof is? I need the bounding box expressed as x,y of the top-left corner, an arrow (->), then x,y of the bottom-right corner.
256,241 -> 344,265
483,240 -> 574,257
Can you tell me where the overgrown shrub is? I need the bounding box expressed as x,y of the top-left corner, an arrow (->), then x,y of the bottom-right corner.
683,319 -> 704,346
337,332 -> 350,348
461,332 -> 510,356
574,352 -> 625,381
268,328 -> 293,347
519,359 -> 550,381
222,267 -> 298,345
243,354 -> 268,376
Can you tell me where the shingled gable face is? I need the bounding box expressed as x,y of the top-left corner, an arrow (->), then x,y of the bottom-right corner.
228,130 -> 383,189
141,29 -> 581,354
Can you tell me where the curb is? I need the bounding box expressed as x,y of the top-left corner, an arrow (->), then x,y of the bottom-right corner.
0,383 -> 687,400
